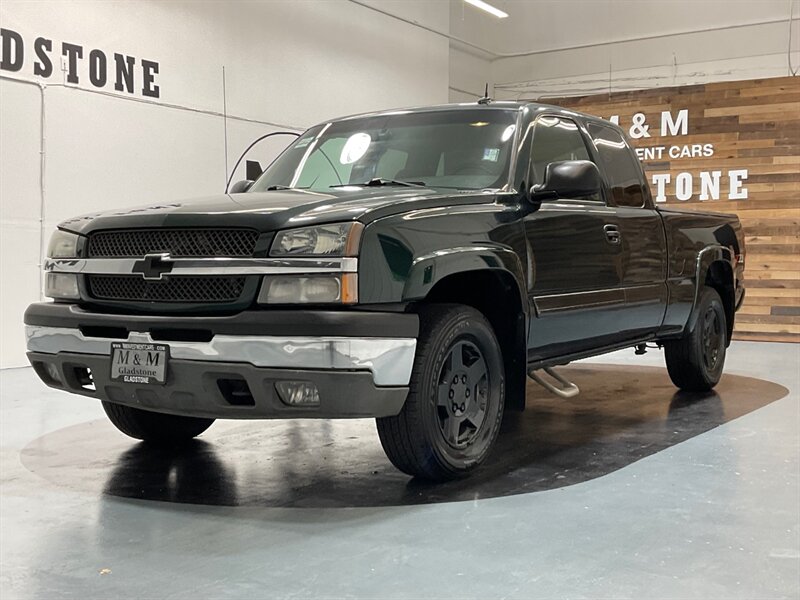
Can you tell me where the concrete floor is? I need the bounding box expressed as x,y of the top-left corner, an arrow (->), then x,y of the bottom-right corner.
1,341 -> 798,599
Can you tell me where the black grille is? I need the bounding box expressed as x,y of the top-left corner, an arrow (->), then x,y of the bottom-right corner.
88,229 -> 259,258
88,275 -> 246,303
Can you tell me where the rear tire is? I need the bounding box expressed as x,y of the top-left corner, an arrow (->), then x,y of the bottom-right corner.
376,304 -> 505,481
664,286 -> 727,392
102,402 -> 214,444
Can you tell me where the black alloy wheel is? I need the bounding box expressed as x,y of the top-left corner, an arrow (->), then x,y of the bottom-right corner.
376,304 -> 505,481
436,340 -> 490,449
664,286 -> 727,392
701,304 -> 724,372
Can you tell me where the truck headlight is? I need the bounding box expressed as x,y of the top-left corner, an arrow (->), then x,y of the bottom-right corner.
270,222 -> 363,257
45,230 -> 81,300
47,229 -> 80,258
258,274 -> 358,305
44,273 -> 80,300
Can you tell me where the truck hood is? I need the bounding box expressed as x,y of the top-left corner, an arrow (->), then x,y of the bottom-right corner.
58,187 -> 484,235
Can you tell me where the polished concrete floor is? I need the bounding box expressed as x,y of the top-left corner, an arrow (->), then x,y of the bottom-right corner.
1,341 -> 798,599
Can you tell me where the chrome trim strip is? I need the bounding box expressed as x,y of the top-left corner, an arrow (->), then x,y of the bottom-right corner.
26,325 -> 415,387
534,287 -> 625,314
534,283 -> 668,314
43,256 -> 358,277
411,245 -> 506,266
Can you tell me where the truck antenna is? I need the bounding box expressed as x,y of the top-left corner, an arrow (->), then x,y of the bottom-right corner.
478,83 -> 492,104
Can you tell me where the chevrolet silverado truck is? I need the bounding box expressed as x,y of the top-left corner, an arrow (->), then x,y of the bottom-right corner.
25,101 -> 745,481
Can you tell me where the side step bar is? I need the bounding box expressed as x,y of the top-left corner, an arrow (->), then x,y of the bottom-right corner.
528,367 -> 580,398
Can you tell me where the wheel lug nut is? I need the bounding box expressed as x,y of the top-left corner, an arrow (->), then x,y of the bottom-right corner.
453,376 -> 458,384
461,375 -> 466,384
449,390 -> 454,399
465,389 -> 470,398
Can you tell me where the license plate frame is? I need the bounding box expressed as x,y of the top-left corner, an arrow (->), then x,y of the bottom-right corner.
110,342 -> 169,385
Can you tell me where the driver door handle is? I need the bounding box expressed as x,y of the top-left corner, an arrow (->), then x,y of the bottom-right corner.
604,224 -> 621,244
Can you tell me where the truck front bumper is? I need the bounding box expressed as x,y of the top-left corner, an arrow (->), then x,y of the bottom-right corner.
24,303 -> 418,419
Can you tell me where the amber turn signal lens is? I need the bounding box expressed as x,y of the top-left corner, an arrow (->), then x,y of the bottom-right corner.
343,223 -> 364,257
340,273 -> 358,304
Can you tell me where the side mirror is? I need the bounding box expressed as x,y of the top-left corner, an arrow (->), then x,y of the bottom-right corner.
246,160 -> 263,181
229,180 -> 254,194
530,160 -> 603,202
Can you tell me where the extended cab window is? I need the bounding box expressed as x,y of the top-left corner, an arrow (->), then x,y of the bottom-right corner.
587,123 -> 646,208
530,116 -> 596,200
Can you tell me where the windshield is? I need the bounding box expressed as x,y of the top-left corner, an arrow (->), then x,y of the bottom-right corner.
250,108 -> 519,193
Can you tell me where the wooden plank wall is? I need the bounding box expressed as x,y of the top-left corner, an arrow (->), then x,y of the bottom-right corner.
546,76 -> 800,343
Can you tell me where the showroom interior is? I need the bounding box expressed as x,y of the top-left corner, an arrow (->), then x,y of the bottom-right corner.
0,0 -> 798,598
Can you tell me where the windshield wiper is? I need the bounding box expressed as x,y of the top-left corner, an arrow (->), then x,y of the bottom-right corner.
330,178 -> 426,188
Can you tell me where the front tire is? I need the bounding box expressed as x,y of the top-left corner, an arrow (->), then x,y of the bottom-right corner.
102,401 -> 215,444
664,286 -> 727,392
376,304 -> 505,481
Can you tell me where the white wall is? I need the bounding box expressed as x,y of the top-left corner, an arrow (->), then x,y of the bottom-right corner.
450,0 -> 800,100
491,20 -> 798,100
446,0 -> 798,99
448,46 -> 491,102
0,0 -> 450,367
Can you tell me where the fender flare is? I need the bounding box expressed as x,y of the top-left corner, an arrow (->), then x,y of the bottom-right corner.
690,244 -> 735,340
402,245 -> 528,316
403,244 -> 529,412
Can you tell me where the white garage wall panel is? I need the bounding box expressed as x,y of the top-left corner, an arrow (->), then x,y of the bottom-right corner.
0,0 -> 450,368
0,81 -> 43,369
491,20 -> 797,100
446,0 -> 797,100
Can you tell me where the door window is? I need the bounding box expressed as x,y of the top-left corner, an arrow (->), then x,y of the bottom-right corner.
587,123 -> 646,208
529,116 -> 593,193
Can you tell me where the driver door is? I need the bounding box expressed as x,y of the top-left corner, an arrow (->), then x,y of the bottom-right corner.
524,116 -> 625,361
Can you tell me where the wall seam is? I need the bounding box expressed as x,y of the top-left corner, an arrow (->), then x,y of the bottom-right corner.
0,75 -> 305,131
482,18 -> 793,60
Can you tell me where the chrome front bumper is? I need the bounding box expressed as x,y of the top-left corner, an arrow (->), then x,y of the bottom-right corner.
25,326 -> 416,387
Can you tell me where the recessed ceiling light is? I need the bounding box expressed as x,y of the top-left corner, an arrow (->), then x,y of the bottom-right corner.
464,0 -> 508,19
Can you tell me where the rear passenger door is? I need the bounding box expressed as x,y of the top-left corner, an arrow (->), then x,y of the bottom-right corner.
585,123 -> 668,339
524,116 -> 626,360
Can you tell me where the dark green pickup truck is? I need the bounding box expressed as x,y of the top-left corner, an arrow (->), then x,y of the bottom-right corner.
25,101 -> 745,480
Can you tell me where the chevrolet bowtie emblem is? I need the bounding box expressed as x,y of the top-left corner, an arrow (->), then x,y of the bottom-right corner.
132,253 -> 174,280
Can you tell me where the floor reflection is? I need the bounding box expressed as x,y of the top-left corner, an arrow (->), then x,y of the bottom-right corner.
21,364 -> 788,508
102,440 -> 239,506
